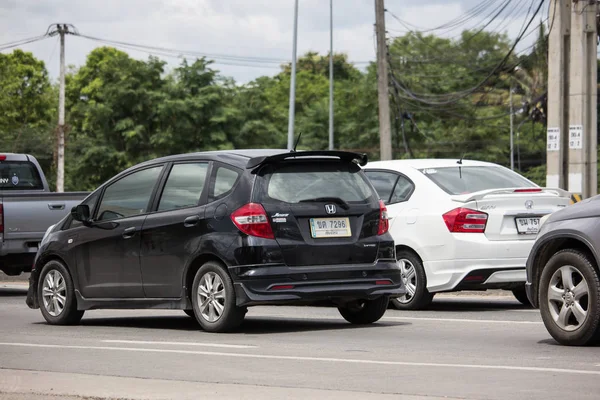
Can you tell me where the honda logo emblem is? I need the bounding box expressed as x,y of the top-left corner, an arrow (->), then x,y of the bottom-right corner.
325,204 -> 337,214
525,200 -> 534,209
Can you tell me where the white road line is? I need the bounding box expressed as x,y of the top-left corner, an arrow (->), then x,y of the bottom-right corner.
384,316 -> 542,325
0,342 -> 597,376
102,340 -> 256,349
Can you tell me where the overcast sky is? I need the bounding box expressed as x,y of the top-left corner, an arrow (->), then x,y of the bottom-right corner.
0,0 -> 544,84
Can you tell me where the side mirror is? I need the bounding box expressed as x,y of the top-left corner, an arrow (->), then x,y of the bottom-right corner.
71,204 -> 91,225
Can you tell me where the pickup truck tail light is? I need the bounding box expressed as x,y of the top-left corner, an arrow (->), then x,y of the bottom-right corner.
443,207 -> 488,233
0,203 -> 4,233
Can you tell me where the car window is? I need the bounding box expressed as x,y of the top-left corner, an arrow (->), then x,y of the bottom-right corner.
158,163 -> 208,211
96,166 -> 163,221
390,175 -> 414,203
364,171 -> 397,203
0,161 -> 43,190
261,162 -> 374,204
419,166 -> 534,195
211,166 -> 240,201
69,191 -> 100,229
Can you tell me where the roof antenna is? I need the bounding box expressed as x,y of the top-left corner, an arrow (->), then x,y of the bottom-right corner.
457,152 -> 466,179
291,132 -> 302,153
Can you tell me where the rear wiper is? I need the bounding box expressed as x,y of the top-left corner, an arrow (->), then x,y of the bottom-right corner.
299,197 -> 350,210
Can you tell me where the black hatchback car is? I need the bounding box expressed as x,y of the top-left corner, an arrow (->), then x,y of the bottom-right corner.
26,149 -> 404,332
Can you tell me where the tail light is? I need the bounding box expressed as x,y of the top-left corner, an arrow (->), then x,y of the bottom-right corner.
377,200 -> 389,235
443,207 -> 488,233
0,204 -> 4,233
514,188 -> 542,193
230,203 -> 275,239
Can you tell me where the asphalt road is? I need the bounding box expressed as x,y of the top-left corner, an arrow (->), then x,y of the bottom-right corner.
1,283 -> 599,400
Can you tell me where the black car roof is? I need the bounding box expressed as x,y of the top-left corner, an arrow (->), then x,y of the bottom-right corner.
138,149 -> 290,170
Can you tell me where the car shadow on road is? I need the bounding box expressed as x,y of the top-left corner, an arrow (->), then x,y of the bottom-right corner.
425,298 -> 532,312
0,288 -> 28,297
71,315 -> 408,334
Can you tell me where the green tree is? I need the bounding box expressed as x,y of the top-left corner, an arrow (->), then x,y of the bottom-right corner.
0,50 -> 56,181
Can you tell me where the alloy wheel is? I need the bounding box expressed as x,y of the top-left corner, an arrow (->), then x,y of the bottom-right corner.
42,270 -> 67,317
197,272 -> 226,323
397,258 -> 417,304
547,265 -> 589,332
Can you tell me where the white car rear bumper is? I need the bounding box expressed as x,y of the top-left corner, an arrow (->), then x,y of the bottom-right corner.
422,236 -> 533,293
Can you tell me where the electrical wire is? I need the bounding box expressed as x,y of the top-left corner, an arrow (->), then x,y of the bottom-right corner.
388,0 -> 546,106
0,35 -> 49,52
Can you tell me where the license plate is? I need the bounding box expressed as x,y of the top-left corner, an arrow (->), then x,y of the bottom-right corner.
309,217 -> 351,238
515,217 -> 540,235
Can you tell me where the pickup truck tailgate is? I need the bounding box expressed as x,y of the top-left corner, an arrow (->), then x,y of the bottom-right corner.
2,192 -> 89,241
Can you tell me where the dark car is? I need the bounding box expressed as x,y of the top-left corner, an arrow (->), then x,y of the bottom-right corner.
26,149 -> 404,332
526,195 -> 600,345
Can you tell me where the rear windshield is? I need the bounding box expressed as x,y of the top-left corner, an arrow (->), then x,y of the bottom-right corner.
419,166 -> 535,195
0,161 -> 43,190
258,162 -> 375,203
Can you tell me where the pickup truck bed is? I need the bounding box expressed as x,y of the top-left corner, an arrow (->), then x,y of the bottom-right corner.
0,153 -> 88,275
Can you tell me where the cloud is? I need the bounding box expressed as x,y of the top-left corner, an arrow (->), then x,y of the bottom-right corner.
0,0 -> 542,84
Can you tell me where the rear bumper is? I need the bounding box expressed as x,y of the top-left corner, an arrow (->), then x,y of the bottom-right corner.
424,258 -> 527,293
231,260 -> 404,307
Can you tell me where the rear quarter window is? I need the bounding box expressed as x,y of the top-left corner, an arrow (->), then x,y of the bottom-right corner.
0,161 -> 43,190
257,162 -> 375,203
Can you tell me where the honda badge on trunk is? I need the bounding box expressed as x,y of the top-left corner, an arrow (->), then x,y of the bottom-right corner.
325,204 -> 337,214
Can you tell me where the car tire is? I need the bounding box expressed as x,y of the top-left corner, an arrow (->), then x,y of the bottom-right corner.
511,287 -> 532,306
38,260 -> 84,325
338,296 -> 389,324
390,250 -> 434,310
539,249 -> 600,346
191,261 -> 246,333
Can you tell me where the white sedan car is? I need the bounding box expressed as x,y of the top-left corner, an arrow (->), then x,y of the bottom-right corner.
363,159 -> 570,310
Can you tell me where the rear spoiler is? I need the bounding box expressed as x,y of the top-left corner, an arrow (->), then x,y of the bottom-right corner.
450,187 -> 572,203
246,150 -> 368,170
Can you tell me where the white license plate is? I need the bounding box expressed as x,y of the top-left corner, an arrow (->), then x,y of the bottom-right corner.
309,217 -> 351,238
515,217 -> 540,234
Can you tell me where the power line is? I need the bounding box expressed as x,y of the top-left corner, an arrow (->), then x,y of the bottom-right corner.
388,0 -> 546,106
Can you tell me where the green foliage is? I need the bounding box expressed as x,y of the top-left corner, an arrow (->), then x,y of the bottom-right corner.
1,27 -> 594,192
0,50 -> 55,184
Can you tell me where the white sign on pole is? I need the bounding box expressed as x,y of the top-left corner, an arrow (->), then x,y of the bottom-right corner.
547,127 -> 560,151
569,125 -> 583,149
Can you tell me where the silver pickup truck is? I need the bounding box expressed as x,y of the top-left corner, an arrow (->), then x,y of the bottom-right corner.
0,153 -> 88,276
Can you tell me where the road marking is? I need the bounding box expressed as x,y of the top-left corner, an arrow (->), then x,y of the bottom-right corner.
102,340 -> 256,349
384,316 -> 542,325
0,342 -> 597,376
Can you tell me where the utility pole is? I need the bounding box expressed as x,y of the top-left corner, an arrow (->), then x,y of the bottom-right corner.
47,24 -> 73,192
374,0 -> 393,160
328,0 -> 334,150
567,0 -> 597,198
546,0 -> 571,190
287,0 -> 299,150
510,85 -> 514,170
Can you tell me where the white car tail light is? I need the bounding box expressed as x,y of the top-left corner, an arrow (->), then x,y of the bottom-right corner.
443,207 -> 488,233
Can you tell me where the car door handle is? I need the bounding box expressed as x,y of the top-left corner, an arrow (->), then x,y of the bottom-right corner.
122,227 -> 137,239
184,216 -> 200,228
48,203 -> 65,210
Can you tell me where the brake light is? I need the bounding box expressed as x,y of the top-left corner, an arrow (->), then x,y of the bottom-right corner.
443,207 -> 488,233
377,200 -> 389,235
0,155 -> 5,161
0,204 -> 4,233
230,203 -> 275,239
514,188 -> 542,193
